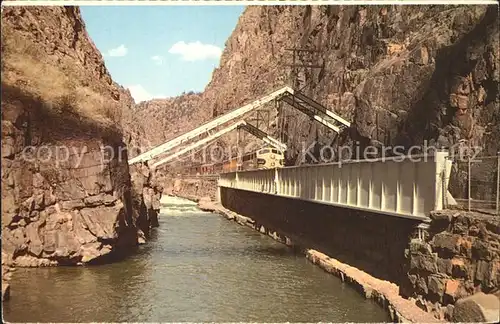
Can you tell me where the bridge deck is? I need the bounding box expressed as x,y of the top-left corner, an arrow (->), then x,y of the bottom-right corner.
218,152 -> 452,220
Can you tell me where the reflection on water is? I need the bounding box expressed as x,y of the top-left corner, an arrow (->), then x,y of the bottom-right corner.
3,196 -> 389,323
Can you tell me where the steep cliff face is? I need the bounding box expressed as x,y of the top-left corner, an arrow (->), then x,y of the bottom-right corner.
215,5 -> 499,158
1,6 -> 147,268
129,162 -> 162,242
124,93 -> 203,151
130,4 -> 499,165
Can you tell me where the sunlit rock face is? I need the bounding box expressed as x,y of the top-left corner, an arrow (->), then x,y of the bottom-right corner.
0,6 -> 148,267
129,5 -> 499,167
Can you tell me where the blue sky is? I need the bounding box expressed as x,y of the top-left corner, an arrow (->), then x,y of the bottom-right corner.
80,5 -> 245,103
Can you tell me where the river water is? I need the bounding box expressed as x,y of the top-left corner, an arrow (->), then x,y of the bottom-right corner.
3,196 -> 389,322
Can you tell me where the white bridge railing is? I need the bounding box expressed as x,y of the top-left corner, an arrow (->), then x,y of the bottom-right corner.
218,152 -> 452,220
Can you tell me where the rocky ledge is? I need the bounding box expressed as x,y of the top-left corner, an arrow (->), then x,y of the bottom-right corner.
129,162 -> 163,243
2,261 -> 13,302
1,6 -> 147,269
1,133 -> 139,267
402,209 -> 500,320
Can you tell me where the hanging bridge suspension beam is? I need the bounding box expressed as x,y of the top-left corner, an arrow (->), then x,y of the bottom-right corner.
129,86 -> 294,165
129,85 -> 351,166
151,120 -> 287,169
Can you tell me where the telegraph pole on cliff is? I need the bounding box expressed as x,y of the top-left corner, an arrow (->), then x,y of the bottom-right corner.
282,47 -> 323,163
284,47 -> 322,91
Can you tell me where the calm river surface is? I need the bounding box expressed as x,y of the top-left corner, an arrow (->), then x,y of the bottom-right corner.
3,196 -> 389,322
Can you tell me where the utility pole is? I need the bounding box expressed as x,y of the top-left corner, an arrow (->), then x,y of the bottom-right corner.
283,47 -> 323,132
284,47 -> 322,91
284,47 -> 323,166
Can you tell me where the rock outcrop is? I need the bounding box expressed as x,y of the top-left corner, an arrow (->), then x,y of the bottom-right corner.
128,5 -> 499,166
165,177 -> 217,202
129,162 -> 162,242
2,261 -> 13,302
452,292 -> 500,322
124,93 -> 203,151
121,4 -> 499,320
403,210 -> 500,320
1,6 -> 146,268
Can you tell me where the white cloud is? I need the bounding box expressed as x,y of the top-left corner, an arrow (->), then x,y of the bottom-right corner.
168,41 -> 222,61
127,85 -> 164,103
151,55 -> 164,65
106,44 -> 128,57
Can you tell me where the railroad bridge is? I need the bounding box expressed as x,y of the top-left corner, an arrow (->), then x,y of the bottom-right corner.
129,86 -> 457,281
129,85 -> 452,221
217,152 -> 451,221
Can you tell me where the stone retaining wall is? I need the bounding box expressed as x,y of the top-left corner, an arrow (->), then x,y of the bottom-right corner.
164,178 -> 217,202
402,210 -> 500,318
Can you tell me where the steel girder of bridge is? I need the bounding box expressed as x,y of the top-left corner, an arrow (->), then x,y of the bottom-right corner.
151,121 -> 245,168
129,87 -> 292,165
129,86 -> 351,165
280,91 -> 350,133
151,120 -> 287,168
219,152 -> 453,220
238,122 -> 286,151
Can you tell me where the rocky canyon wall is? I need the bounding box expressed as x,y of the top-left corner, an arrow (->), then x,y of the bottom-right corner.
130,4 -> 499,167
165,178 -> 218,202
1,6 -> 157,270
123,5 -> 499,320
402,210 -> 499,320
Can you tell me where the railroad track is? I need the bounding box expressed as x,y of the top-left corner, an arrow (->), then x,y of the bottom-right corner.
178,174 -> 219,180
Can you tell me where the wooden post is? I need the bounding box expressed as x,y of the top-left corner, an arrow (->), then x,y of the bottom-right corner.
275,167 -> 280,195
236,128 -> 240,171
468,154 -> 471,212
496,152 -> 499,215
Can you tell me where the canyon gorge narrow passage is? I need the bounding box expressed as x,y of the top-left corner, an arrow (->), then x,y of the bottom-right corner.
3,197 -> 389,323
